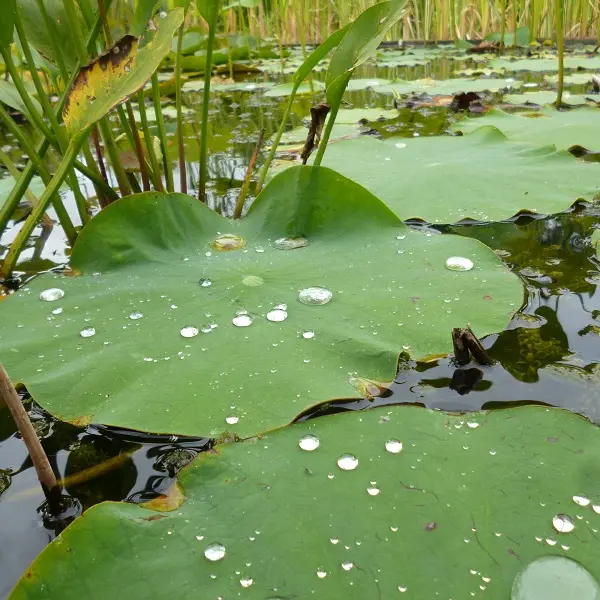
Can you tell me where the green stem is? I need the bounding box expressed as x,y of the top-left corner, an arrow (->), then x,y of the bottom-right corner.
2,135 -> 86,279
234,129 -> 265,219
151,74 -> 173,192
313,101 -> 341,167
137,91 -> 164,192
555,0 -> 564,107
0,104 -> 77,244
198,17 -> 217,202
499,0 -> 507,54
175,23 -> 187,194
98,119 -> 132,196
256,86 -> 298,193
125,101 -> 151,191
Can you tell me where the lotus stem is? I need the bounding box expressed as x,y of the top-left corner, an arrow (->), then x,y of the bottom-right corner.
151,74 -> 173,192
0,363 -> 64,515
234,129 -> 265,219
137,91 -> 164,192
175,23 -> 188,194
555,0 -> 565,107
126,102 -> 151,191
98,119 -> 132,197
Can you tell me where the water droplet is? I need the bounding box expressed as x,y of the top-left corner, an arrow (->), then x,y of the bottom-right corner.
511,557 -> 600,600
445,256 -> 474,272
316,569 -> 327,579
80,327 -> 96,338
337,454 -> 358,471
201,325 -> 213,334
159,10 -> 167,17
242,275 -> 264,287
51,307 -> 63,315
180,326 -> 199,338
302,331 -> 315,339
274,237 -> 309,250
226,416 -> 239,425
299,434 -> 319,451
240,577 -> 253,588
330,538 -> 339,544
385,440 -> 403,454
255,246 -> 265,253
204,543 -> 226,562
398,586 -> 408,592
298,287 -> 333,306
466,421 -> 480,429
395,143 -> 407,149
593,505 -> 600,514
199,278 -> 212,288
40,288 -> 64,302
342,561 -> 354,571
129,311 -> 143,320
267,309 -> 288,322
367,486 -> 380,496
396,234 -> 406,240
232,314 -> 253,327
573,495 -> 591,507
553,514 -> 575,533
210,234 -> 246,251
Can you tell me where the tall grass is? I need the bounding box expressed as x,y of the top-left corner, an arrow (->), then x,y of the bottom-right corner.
217,0 -> 597,43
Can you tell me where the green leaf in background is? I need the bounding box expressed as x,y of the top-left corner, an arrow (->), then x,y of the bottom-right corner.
375,77 -> 521,96
131,0 -> 162,36
0,0 -> 16,49
315,126 -> 600,223
504,91 -> 589,106
485,26 -> 530,47
452,107 -> 600,152
196,0 -> 219,23
0,79 -> 42,123
489,55 -> 600,72
264,80 -> 325,97
10,405 -> 600,599
0,167 -> 521,437
326,0 -> 406,106
16,0 -> 87,73
63,9 -> 184,136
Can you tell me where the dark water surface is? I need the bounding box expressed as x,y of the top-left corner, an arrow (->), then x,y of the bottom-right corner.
2,47 -> 600,597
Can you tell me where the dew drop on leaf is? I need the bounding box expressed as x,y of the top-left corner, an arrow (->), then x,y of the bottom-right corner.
232,314 -> 253,327
226,416 -> 239,425
199,278 -> 212,288
385,440 -> 403,454
274,237 -> 308,250
367,486 -> 380,496
40,288 -> 64,302
129,311 -> 143,320
180,326 -> 199,338
242,275 -> 264,287
445,256 -> 474,272
553,514 -> 575,534
79,327 -> 96,338
210,234 -> 246,251
573,495 -> 590,507
298,434 -> 319,451
51,307 -> 63,315
298,287 -> 333,306
267,309 -> 288,322
337,454 -> 358,471
204,543 -> 226,562
316,569 -> 327,579
342,561 -> 354,571
240,577 -> 253,588
302,331 -> 315,339
398,586 -> 408,593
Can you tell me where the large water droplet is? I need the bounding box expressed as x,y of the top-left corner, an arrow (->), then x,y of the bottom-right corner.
40,288 -> 64,302
240,577 -> 253,588
199,278 -> 212,288
316,569 -> 327,579
367,485 -> 380,496
342,561 -> 354,571
80,327 -> 96,338
385,440 -> 403,454
446,256 -> 474,272
267,308 -> 288,322
512,557 -> 600,600
129,311 -> 143,320
299,434 -> 319,451
553,514 -> 575,533
180,326 -> 199,338
232,314 -> 253,327
302,331 -> 315,339
337,454 -> 358,471
274,237 -> 308,250
204,543 -> 226,562
298,287 -> 332,306
398,586 -> 408,592
573,495 -> 590,507
210,234 -> 246,251
242,275 -> 264,287
226,415 -> 239,425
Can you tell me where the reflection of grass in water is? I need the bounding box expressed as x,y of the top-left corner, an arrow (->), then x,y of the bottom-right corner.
491,306 -> 569,383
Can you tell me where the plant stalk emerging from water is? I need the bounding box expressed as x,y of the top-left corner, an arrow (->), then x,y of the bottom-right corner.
555,0 -> 565,107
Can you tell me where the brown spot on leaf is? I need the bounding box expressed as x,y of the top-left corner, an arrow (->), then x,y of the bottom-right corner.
425,521 -> 437,531
484,295 -> 493,301
70,415 -> 92,427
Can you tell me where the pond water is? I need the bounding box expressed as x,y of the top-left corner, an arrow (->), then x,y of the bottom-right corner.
2,44 -> 600,597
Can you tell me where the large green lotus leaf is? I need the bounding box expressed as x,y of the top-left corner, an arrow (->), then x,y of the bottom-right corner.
452,107 -> 600,152
545,72 -> 595,86
63,9 -> 184,136
375,77 -> 522,96
0,167 -> 520,437
316,126 -> 600,223
11,405 -> 600,600
490,55 -> 600,72
263,81 -> 325,97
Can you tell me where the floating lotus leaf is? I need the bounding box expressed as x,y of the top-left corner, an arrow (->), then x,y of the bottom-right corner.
452,107 -> 600,152
0,167 -> 520,437
504,91 -> 590,106
375,77 -> 522,96
490,55 -> 600,72
315,126 -> 600,223
10,405 -> 600,599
